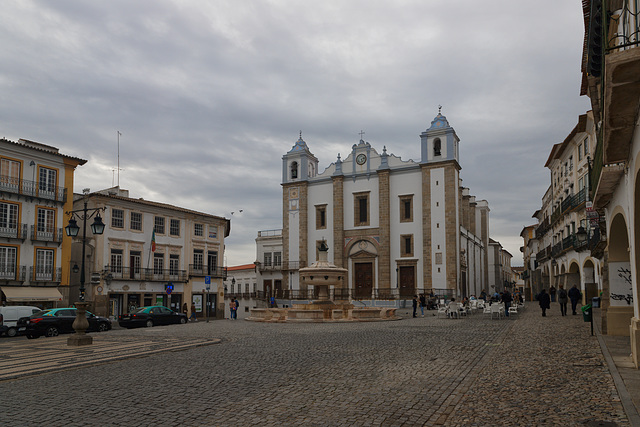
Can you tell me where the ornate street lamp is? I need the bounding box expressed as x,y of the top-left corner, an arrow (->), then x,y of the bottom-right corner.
576,225 -> 588,247
65,198 -> 106,346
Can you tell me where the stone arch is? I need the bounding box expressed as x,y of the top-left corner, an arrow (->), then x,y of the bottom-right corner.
567,261 -> 581,294
635,164 -> 640,312
583,258 -> 597,301
609,212 -> 630,263
608,211 -> 633,337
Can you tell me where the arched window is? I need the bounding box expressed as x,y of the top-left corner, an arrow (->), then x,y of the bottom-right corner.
291,161 -> 298,179
434,138 -> 441,157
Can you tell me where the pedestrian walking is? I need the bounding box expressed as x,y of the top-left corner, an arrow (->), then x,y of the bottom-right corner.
419,294 -> 426,317
549,286 -> 557,303
190,303 -> 197,322
558,285 -> 568,316
538,289 -> 551,317
182,302 -> 188,316
234,298 -> 240,319
501,290 -> 513,317
230,298 -> 237,320
412,295 -> 418,318
568,285 -> 581,315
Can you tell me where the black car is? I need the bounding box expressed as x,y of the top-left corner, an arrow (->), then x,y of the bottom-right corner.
17,308 -> 112,339
118,305 -> 188,328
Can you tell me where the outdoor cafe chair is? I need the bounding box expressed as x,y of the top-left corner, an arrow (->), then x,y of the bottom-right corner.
490,303 -> 504,320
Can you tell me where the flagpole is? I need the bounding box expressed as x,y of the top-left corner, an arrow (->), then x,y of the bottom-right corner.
117,131 -> 121,187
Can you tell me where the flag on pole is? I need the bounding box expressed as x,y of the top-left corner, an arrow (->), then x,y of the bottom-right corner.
151,229 -> 156,252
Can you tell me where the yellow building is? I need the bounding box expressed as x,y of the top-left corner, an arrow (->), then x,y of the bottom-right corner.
0,138 -> 85,307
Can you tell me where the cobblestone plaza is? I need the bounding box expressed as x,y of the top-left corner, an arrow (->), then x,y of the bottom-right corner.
0,305 -> 635,426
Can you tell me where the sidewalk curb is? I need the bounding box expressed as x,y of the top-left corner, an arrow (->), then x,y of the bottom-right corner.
594,319 -> 640,425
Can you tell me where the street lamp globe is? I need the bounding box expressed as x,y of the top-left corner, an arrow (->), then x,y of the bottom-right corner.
90,214 -> 105,235
65,218 -> 80,237
576,226 -> 588,244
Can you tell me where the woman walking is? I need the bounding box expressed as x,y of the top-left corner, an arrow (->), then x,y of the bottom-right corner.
538,289 -> 551,317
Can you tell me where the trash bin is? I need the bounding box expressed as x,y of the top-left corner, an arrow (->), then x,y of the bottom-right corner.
592,297 -> 600,308
581,304 -> 592,322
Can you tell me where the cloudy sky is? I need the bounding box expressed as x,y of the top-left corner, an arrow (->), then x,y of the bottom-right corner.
1,1 -> 591,266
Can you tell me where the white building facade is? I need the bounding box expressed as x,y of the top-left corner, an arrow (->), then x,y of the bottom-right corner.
280,114 -> 492,302
71,187 -> 229,319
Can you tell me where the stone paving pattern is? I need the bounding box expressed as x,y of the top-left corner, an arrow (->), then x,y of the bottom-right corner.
0,304 -> 631,426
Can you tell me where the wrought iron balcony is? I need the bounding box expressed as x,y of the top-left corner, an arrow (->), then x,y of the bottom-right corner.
0,224 -> 28,240
257,229 -> 282,237
257,262 -> 282,272
0,175 -> 67,202
30,226 -> 63,243
29,266 -> 62,283
106,265 -> 188,282
0,265 -> 26,281
281,261 -> 306,270
188,265 -> 227,278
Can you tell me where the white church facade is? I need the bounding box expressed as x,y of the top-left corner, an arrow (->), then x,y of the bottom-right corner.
279,113 -> 495,301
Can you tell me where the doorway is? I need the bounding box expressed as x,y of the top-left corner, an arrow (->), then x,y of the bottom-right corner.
399,266 -> 415,298
354,262 -> 373,299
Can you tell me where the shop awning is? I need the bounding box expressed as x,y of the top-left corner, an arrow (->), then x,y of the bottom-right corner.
0,286 -> 63,302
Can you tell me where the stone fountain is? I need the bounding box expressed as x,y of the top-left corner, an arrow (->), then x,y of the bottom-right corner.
247,241 -> 398,322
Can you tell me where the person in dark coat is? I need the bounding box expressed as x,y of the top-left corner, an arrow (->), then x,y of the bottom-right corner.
538,289 -> 551,317
419,294 -> 426,317
557,285 -> 568,316
501,290 -> 513,317
568,285 -> 582,315
549,286 -> 557,303
412,295 -> 418,318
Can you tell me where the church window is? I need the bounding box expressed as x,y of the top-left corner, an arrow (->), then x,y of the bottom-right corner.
401,234 -> 413,257
434,138 -> 441,157
290,161 -> 298,179
354,192 -> 370,227
399,195 -> 413,222
316,205 -> 327,229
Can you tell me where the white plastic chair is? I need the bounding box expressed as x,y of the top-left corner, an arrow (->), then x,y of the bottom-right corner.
437,305 -> 448,318
448,302 -> 460,319
508,305 -> 518,317
490,304 -> 503,320
483,303 -> 491,315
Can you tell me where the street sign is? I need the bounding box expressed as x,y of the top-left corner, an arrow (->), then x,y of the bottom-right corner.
165,282 -> 174,295
205,276 -> 211,285
206,283 -> 211,291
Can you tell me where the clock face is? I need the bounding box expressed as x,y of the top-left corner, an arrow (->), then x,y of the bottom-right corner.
356,153 -> 366,165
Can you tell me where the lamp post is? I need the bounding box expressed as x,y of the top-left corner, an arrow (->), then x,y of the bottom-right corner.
65,199 -> 106,346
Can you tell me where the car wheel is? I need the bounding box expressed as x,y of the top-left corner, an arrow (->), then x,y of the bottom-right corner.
7,327 -> 17,337
26,334 -> 38,339
146,319 -> 154,328
98,322 -> 109,332
45,326 -> 59,337
180,317 -> 187,324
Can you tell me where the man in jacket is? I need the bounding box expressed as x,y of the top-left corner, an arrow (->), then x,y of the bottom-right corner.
501,290 -> 513,317
568,285 -> 581,315
557,285 -> 568,316
538,289 -> 551,317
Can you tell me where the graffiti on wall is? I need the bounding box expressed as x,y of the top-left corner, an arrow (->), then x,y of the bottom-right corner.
609,262 -> 633,306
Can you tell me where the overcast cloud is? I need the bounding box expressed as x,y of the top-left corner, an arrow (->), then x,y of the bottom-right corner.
1,1 -> 591,266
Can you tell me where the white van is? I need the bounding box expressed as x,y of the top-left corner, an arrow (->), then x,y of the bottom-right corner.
0,306 -> 42,337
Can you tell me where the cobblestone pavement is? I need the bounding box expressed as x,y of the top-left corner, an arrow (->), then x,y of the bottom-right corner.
0,304 -> 631,426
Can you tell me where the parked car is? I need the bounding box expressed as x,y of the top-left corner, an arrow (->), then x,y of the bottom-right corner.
17,308 -> 112,339
0,306 -> 43,337
118,306 -> 188,328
